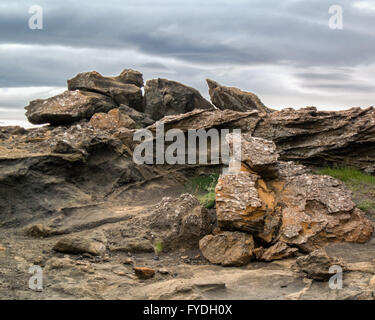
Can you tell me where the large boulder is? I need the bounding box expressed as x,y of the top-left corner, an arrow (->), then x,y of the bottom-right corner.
143,78 -> 214,120
206,79 -> 272,113
25,90 -> 117,125
67,70 -> 143,111
199,231 -> 255,266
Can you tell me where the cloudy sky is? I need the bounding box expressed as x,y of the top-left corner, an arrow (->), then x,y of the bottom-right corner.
1,0 -> 375,126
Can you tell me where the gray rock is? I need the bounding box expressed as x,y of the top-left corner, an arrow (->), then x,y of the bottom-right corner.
143,78 -> 214,120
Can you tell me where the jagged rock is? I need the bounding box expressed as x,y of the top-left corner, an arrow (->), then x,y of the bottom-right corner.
119,104 -> 154,127
226,133 -> 279,173
152,106 -> 375,172
279,174 -> 374,251
143,78 -> 214,120
259,242 -> 298,262
25,90 -> 117,125
134,267 -> 155,279
199,231 -> 255,266
53,235 -> 106,256
67,70 -> 143,111
206,79 -> 272,113
89,108 -> 136,130
216,171 -> 276,236
295,248 -> 345,281
145,194 -> 216,251
215,133 -> 373,257
117,69 -> 144,88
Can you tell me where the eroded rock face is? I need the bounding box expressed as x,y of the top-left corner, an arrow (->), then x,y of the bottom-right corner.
199,231 -> 255,266
211,133 -> 374,263
207,79 -> 272,113
119,104 -> 154,127
144,78 -> 214,120
89,108 -> 136,130
25,90 -> 117,125
67,70 -> 143,111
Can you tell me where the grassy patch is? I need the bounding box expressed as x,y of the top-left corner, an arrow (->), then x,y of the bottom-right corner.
317,167 -> 375,186
185,173 -> 219,209
317,167 -> 375,215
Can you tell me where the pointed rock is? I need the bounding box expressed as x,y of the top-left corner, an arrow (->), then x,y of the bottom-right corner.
206,79 -> 272,113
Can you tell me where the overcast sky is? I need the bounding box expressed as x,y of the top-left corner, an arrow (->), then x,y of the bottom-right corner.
1,0 -> 375,126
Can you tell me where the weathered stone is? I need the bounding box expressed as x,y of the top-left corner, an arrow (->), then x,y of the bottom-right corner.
24,224 -> 52,238
295,248 -> 345,281
53,236 -> 106,256
67,70 -> 143,111
279,174 -> 374,251
199,231 -> 255,266
260,242 -> 298,262
146,194 -> 216,251
207,79 -> 272,113
144,78 -> 214,120
25,90 -> 117,125
134,266 -> 155,279
226,133 -> 279,172
89,108 -> 136,130
215,171 -> 278,241
119,104 -> 154,127
117,69 -> 144,88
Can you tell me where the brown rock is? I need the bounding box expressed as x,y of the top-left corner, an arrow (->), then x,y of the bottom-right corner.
295,248 -> 345,281
67,70 -> 143,111
144,78 -> 214,120
25,90 -> 117,125
134,266 -> 155,279
53,236 -> 106,256
117,69 -> 144,88
89,108 -> 136,130
206,79 -> 272,113
24,224 -> 52,238
260,242 -> 298,262
279,174 -> 374,251
199,231 -> 255,266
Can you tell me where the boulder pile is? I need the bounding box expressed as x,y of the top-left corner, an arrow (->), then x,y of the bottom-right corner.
199,133 -> 374,266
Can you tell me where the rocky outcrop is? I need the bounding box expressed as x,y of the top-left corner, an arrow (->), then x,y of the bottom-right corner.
207,79 -> 272,113
199,231 -> 255,266
119,104 -> 154,127
25,90 -> 117,125
68,70 -> 143,111
143,78 -> 214,120
89,108 -> 136,130
205,133 -> 374,264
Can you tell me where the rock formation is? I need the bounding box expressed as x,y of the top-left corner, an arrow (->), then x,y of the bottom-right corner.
143,78 -> 214,120
25,90 -> 117,125
1,67 -> 375,300
199,133 -> 373,265
207,79 -> 272,113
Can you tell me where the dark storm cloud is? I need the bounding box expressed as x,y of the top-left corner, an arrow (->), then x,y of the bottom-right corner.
1,0 -> 375,121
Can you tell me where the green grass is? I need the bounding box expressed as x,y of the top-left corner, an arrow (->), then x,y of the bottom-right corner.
317,167 -> 375,186
317,167 -> 375,214
357,199 -> 375,212
185,173 -> 219,209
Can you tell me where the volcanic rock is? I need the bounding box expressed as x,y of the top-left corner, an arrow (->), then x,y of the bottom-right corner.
67,70 -> 143,111
143,78 -> 214,120
25,90 -> 117,125
199,231 -> 255,266
206,79 -> 272,113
